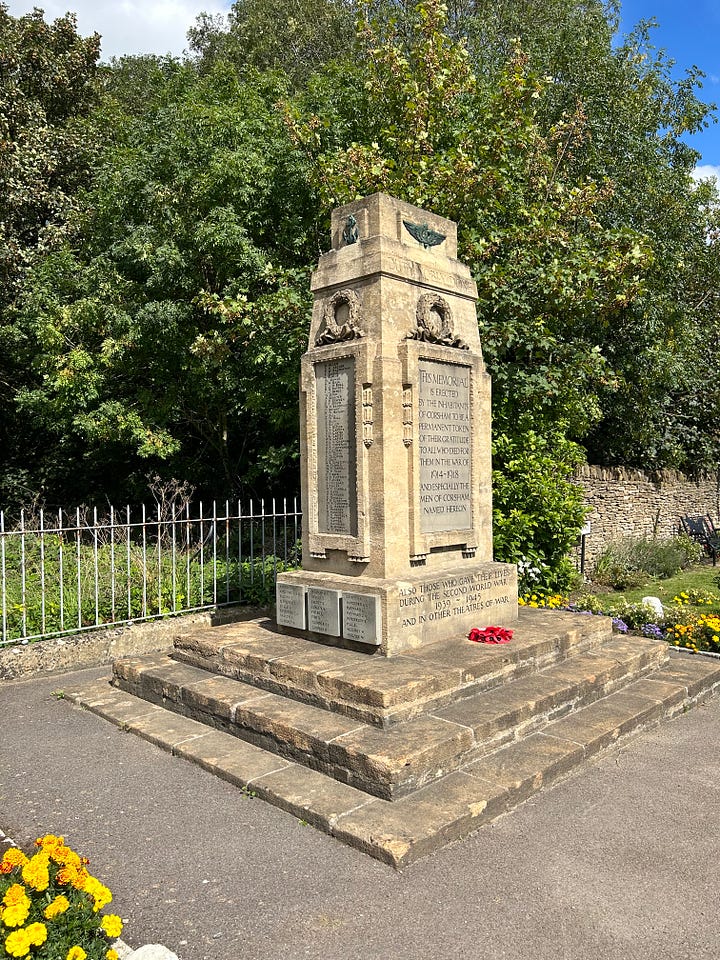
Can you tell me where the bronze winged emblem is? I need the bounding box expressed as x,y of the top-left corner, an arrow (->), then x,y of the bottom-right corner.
403,219 -> 446,249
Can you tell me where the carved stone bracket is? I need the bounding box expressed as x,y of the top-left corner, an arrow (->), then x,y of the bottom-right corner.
402,385 -> 413,447
362,386 -> 374,447
343,214 -> 359,245
316,288 -> 365,346
407,294 -> 469,350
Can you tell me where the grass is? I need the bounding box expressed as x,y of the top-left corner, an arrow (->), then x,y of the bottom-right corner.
580,563 -> 720,611
567,561 -> 720,655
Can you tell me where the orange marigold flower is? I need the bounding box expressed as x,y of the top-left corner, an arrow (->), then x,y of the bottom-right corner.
21,854 -> 50,892
35,835 -> 63,851
0,850 -> 28,874
44,895 -> 71,920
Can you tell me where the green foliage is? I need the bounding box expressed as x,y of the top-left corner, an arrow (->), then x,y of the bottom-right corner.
1,527 -> 298,643
0,4 -> 102,506
12,62 -> 316,504
492,429 -> 586,589
188,0 -> 356,86
592,534 -> 702,588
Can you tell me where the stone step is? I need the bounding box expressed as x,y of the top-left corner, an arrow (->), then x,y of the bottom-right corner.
112,633 -> 667,799
64,651 -> 720,868
170,608 -> 614,727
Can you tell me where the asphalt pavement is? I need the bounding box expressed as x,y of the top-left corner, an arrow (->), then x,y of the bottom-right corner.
2,664 -> 720,960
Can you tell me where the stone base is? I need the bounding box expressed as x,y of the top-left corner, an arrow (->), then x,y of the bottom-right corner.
63,612 -> 720,867
276,562 -> 518,656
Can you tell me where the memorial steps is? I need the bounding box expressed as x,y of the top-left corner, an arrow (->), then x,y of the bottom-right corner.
63,607 -> 720,867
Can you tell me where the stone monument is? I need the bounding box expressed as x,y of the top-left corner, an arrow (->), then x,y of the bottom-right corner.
276,193 -> 517,655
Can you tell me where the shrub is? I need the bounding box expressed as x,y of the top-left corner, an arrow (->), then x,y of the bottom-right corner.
493,429 -> 587,593
592,534 -> 701,587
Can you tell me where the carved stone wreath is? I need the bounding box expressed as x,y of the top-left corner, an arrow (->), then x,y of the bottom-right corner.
315,288 -> 365,346
408,293 -> 469,350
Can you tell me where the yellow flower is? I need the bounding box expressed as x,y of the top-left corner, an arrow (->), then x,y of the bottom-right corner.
83,876 -> 112,912
1,902 -> 30,929
101,915 -> 123,939
4,929 -> 31,958
44,895 -> 71,919
3,886 -> 28,909
25,923 -> 47,947
106,951 -> 119,960
21,853 -> 50,892
66,947 -> 87,960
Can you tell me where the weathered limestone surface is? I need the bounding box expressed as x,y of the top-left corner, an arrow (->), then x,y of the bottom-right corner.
276,193 -> 517,655
67,640 -> 720,867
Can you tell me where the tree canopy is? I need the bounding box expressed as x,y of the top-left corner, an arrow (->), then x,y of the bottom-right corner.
1,0 -> 719,585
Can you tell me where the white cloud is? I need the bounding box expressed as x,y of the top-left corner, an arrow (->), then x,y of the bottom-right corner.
692,164 -> 720,185
5,0 -> 231,60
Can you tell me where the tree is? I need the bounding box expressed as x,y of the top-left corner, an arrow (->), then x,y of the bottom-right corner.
187,0 -> 356,87
0,4 -> 101,504
11,61 -> 319,506
285,0 -> 653,581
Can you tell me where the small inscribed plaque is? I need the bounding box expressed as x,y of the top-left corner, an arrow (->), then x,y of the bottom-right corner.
275,583 -> 307,630
341,592 -> 381,646
418,359 -> 472,533
316,357 -> 357,536
307,587 -> 341,637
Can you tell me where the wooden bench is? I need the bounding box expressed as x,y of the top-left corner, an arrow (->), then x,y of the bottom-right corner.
680,515 -> 720,565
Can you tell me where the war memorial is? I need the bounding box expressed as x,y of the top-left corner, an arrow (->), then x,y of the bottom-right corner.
66,194 -> 720,867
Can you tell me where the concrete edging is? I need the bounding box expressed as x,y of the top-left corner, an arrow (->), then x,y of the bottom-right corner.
0,606 -> 267,682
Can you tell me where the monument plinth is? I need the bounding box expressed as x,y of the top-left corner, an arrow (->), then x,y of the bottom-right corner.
276,193 -> 517,655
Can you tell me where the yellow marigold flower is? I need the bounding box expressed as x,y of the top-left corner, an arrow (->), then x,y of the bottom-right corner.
100,915 -> 123,939
25,923 -> 47,947
66,947 -> 87,960
84,876 -> 112,912
4,929 -> 31,958
21,854 -> 50,892
0,850 -> 28,874
2,902 -> 30,929
44,895 -> 70,919
3,886 -> 29,909
106,951 -> 119,960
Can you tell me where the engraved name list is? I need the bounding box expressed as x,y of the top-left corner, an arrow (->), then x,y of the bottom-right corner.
418,358 -> 472,534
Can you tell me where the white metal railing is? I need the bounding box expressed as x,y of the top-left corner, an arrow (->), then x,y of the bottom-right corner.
0,498 -> 301,646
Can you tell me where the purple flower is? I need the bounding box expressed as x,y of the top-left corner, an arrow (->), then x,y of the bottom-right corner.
612,617 -> 629,633
641,623 -> 664,640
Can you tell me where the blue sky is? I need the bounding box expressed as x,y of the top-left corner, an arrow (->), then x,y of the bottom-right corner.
618,0 -> 720,173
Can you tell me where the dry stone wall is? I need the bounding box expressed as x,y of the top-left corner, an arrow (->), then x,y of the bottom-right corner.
573,465 -> 720,569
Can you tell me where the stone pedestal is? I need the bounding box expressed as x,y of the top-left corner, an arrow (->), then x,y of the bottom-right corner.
276,193 -> 517,656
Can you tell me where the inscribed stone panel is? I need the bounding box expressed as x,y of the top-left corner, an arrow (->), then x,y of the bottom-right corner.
276,583 -> 307,630
316,357 -> 357,536
342,592 -> 382,645
418,359 -> 472,533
